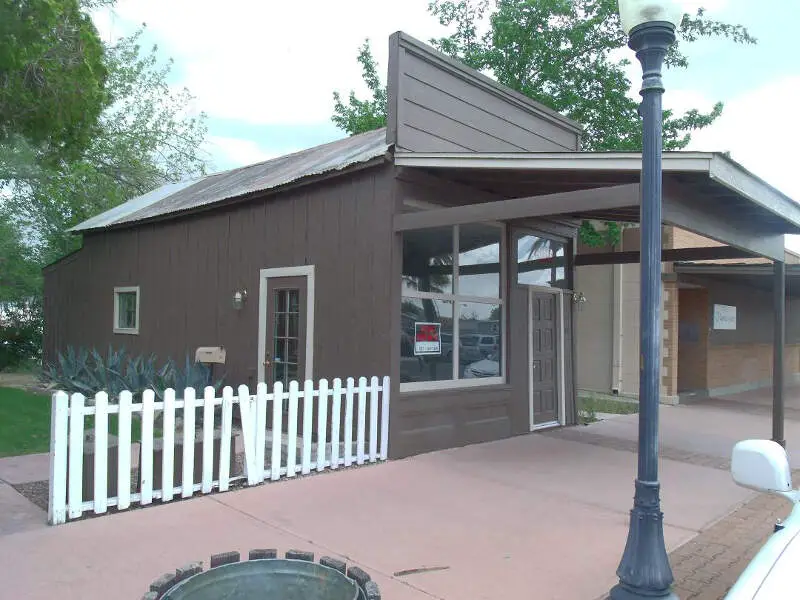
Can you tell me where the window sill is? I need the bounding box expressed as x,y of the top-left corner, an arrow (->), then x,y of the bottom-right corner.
113,328 -> 139,335
400,377 -> 507,394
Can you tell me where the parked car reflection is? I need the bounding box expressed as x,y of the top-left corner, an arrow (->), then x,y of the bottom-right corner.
463,352 -> 500,379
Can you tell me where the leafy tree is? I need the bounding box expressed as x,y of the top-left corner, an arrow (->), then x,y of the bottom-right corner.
332,40 -> 387,136
0,0 -> 110,167
330,0 -> 755,245
5,30 -> 209,264
428,0 -> 754,151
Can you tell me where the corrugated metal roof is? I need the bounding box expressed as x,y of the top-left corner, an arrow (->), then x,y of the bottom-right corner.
70,127 -> 389,232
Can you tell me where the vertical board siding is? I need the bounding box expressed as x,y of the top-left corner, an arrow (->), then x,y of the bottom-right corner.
48,377 -> 390,525
43,164 -> 394,392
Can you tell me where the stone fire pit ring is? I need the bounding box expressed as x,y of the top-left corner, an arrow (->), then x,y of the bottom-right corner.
142,549 -> 381,600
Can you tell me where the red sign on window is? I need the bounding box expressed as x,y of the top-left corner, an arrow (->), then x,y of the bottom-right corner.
414,322 -> 441,356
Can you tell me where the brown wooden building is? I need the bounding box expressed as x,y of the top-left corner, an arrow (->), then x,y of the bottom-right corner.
44,32 -> 800,458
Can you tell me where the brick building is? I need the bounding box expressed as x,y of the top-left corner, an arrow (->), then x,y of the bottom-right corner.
575,225 -> 800,403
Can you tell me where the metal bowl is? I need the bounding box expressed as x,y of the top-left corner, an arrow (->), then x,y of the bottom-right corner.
161,558 -> 362,600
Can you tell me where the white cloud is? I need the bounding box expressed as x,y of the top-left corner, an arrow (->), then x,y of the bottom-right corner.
96,0 -> 446,126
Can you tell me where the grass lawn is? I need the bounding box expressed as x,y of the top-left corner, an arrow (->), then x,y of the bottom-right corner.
577,393 -> 639,425
0,387 -> 51,457
0,386 -> 147,458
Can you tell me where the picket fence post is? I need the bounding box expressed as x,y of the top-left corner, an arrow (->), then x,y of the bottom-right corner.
117,390 -> 133,510
369,376 -> 379,462
301,380 -> 313,475
270,382 -> 283,481
48,392 -> 69,525
218,386 -> 234,492
356,377 -> 367,465
330,378 -> 343,469
255,383 -> 268,483
380,376 -> 391,461
201,386 -> 215,494
140,390 -> 155,505
344,378 -> 355,467
161,388 -> 176,502
94,391 -> 109,514
316,379 -> 329,472
67,393 -> 85,519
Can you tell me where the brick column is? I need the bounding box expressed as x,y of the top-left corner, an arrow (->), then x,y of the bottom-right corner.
661,280 -> 679,404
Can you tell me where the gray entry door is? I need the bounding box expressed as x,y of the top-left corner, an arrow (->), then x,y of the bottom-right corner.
530,290 -> 559,426
265,277 -> 307,387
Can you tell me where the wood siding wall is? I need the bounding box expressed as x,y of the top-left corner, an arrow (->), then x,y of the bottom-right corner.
387,32 -> 580,154
43,165 -> 395,390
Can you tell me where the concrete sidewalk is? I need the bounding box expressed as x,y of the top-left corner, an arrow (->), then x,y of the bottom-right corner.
2,384 -> 795,599
0,428 -> 756,600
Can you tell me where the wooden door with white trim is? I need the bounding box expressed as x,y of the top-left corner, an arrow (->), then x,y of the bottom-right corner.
264,277 -> 307,387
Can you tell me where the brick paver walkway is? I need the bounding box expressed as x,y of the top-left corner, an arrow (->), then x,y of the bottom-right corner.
547,427 -> 795,599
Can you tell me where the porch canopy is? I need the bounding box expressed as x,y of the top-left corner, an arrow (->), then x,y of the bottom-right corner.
393,149 -> 800,445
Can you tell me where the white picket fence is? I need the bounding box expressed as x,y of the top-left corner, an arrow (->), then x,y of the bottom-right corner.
48,376 -> 390,525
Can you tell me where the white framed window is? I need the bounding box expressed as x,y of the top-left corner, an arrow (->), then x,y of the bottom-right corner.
113,286 -> 140,334
400,223 -> 506,392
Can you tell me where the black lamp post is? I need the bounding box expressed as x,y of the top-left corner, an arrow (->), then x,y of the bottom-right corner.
610,2 -> 681,599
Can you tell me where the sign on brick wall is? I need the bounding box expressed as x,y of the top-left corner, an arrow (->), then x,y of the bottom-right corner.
713,304 -> 737,330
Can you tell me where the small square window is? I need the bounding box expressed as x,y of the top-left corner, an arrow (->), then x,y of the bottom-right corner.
114,286 -> 140,334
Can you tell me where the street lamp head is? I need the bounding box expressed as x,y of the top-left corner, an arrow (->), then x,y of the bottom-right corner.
617,0 -> 682,34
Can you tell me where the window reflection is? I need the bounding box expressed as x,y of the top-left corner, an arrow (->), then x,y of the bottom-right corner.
458,302 -> 502,379
517,234 -> 567,288
458,224 -> 500,298
402,227 -> 454,295
400,297 -> 454,383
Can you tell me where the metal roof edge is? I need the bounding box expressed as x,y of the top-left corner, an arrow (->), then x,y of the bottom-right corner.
708,153 -> 800,229
74,154 -> 390,234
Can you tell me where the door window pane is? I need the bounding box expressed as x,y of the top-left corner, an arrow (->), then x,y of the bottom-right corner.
271,288 -> 302,387
459,224 -> 500,298
402,227 -> 454,295
517,234 -> 567,288
400,297 -> 454,383
458,302 -> 502,379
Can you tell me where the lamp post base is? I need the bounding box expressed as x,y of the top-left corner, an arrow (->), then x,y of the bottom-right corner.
610,480 -> 676,600
610,586 -> 678,600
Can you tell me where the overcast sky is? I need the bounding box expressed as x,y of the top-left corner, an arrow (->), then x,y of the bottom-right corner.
92,1 -> 800,250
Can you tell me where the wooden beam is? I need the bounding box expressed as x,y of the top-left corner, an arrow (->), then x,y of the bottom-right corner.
662,179 -> 785,262
393,183 -> 640,231
575,245 -> 754,266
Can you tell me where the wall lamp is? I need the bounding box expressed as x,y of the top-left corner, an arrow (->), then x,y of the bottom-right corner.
233,289 -> 248,310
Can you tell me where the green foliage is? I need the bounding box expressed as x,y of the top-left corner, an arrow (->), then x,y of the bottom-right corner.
428,0 -> 754,152
0,0 -> 109,163
0,300 -> 43,371
5,30 -> 209,265
579,220 -> 621,248
331,39 -> 388,136
0,211 -> 41,302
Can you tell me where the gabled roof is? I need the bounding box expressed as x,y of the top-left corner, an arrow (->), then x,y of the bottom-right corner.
71,128 -> 390,233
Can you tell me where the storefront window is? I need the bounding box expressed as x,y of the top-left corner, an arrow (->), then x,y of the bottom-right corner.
517,234 -> 567,288
400,224 -> 504,389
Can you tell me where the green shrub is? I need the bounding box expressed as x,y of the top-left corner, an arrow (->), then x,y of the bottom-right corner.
42,346 -> 225,402
0,299 -> 42,371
